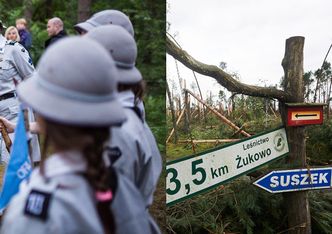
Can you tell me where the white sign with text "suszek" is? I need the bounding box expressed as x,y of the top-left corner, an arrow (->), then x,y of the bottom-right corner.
254,168 -> 332,193
166,127 -> 289,206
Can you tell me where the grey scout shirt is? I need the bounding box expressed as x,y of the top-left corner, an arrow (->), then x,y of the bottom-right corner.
137,100 -> 163,205
0,35 -> 34,95
1,151 -> 152,234
108,91 -> 161,234
1,151 -> 104,234
108,91 -> 161,207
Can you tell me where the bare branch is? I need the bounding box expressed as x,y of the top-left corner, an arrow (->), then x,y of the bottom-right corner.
166,36 -> 292,102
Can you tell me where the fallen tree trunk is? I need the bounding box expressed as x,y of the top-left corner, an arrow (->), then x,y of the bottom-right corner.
178,139 -> 240,143
167,36 -> 291,102
185,89 -> 251,137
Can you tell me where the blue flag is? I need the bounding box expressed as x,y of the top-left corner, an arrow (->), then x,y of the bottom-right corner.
0,109 -> 32,212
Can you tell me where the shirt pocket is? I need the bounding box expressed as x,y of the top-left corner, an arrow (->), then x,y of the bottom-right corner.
0,60 -> 13,79
1,105 -> 19,120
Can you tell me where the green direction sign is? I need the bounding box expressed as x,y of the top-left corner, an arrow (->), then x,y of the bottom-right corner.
166,127 -> 289,206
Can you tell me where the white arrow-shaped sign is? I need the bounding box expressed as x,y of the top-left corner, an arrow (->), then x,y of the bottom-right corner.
254,168 -> 332,193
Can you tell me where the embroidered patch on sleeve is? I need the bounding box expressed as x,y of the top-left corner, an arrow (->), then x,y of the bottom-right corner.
24,189 -> 52,220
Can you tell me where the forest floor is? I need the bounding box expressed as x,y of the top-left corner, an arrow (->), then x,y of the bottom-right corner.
150,172 -> 166,233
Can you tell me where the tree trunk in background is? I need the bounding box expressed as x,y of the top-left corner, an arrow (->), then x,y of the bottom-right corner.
185,89 -> 251,137
280,36 -> 311,234
146,0 -> 156,16
231,93 -> 236,112
192,71 -> 206,123
177,98 -> 181,118
45,0 -> 53,18
166,80 -> 178,143
313,70 -> 322,103
23,0 -> 33,21
327,79 -> 332,119
77,0 -> 91,22
184,90 -> 190,134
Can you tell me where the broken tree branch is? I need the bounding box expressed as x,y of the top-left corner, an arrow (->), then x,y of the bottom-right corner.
185,89 -> 251,137
166,35 -> 292,102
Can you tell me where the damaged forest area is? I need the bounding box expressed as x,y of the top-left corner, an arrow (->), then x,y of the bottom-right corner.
166,24 -> 332,234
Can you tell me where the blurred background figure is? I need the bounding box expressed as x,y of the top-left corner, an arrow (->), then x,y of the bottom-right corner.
45,17 -> 67,49
3,23 -> 40,166
0,19 -> 35,165
16,18 -> 32,51
4,26 -> 20,42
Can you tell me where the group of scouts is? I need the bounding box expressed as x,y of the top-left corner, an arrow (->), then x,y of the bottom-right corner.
0,9 -> 162,234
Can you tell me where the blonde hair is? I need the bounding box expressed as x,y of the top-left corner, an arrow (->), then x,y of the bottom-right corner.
16,18 -> 27,26
5,26 -> 20,42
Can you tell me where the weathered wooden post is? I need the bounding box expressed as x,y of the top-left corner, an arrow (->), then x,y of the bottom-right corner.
184,90 -> 190,134
281,36 -> 311,234
177,97 -> 181,117
166,81 -> 178,143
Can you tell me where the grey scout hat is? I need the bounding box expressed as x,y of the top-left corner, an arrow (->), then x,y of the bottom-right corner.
74,10 -> 134,37
86,25 -> 142,84
17,37 -> 126,126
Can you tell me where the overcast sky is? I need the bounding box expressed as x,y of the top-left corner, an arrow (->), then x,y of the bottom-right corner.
167,0 -> 332,100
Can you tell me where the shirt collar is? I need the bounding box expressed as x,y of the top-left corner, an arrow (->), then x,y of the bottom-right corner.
118,90 -> 146,121
118,90 -> 135,108
0,35 -> 6,50
43,151 -> 87,178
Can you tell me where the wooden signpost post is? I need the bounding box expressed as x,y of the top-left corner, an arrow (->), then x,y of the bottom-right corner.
281,37 -> 312,234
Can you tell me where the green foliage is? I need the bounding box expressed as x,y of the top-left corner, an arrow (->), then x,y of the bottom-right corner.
29,22 -> 48,62
167,178 -> 286,234
1,0 -> 165,96
166,95 -> 281,153
93,0 -> 166,96
229,95 -> 280,133
6,6 -> 23,23
144,94 -> 166,154
310,191 -> 332,234
167,142 -> 220,161
167,93 -> 332,233
306,118 -> 332,163
303,71 -> 314,100
1,0 -> 165,151
167,175 -> 332,234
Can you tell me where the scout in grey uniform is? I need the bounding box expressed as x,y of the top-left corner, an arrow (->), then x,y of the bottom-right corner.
1,37 -> 152,234
75,12 -> 162,197
86,25 -> 162,234
0,20 -> 37,164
